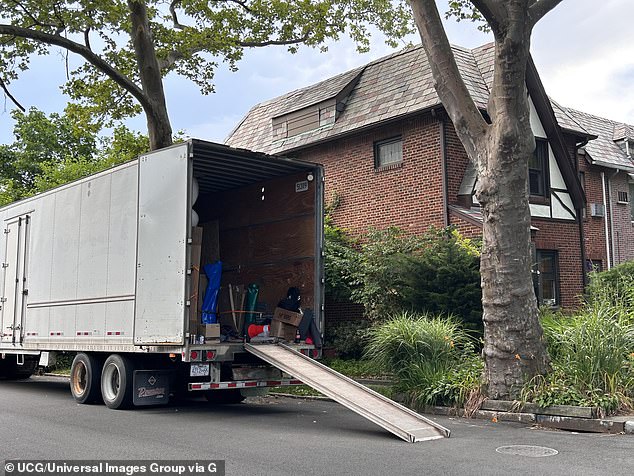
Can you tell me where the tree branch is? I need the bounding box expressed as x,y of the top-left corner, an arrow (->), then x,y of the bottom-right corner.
216,0 -> 252,13
406,0 -> 488,160
470,0 -> 507,37
169,0 -> 187,30
237,34 -> 310,48
528,0 -> 565,26
10,0 -> 63,32
0,23 -> 151,114
84,27 -> 92,50
0,77 -> 25,112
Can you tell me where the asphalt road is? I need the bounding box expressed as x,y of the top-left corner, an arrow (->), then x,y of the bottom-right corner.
1,376 -> 632,476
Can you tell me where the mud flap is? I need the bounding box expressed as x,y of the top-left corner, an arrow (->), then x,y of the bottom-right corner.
133,370 -> 171,406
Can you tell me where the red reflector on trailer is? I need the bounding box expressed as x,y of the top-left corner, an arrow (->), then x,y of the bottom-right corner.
191,384 -> 202,389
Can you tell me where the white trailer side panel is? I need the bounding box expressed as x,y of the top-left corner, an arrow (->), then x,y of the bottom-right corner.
134,143 -> 189,345
0,162 -> 140,349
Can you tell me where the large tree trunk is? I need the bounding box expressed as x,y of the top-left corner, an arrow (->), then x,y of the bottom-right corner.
478,38 -> 549,399
128,0 -> 173,150
408,0 -> 550,399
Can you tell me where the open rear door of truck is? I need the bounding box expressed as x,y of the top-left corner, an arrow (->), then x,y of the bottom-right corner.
135,143 -> 190,345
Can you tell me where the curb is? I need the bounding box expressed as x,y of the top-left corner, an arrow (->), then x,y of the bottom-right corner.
424,404 -> 634,435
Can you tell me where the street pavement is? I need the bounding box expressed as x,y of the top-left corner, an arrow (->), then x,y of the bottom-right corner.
1,376 -> 632,476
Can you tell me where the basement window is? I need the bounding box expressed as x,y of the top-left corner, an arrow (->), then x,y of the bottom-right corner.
374,137 -> 403,170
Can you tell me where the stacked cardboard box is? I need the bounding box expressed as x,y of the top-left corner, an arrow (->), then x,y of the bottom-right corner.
270,307 -> 302,341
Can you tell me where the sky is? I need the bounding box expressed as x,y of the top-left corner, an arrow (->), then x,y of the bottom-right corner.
1,0 -> 633,146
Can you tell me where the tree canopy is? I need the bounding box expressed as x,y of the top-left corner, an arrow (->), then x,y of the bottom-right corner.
0,107 -> 148,205
0,0 -> 414,149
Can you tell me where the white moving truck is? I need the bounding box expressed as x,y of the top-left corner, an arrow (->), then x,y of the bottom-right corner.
0,140 -> 324,409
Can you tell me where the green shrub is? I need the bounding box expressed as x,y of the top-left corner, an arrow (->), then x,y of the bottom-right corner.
323,216 -> 359,301
348,227 -> 421,320
586,261 -> 634,320
346,226 -> 482,329
523,302 -> 634,414
364,311 -> 482,408
323,358 -> 380,378
323,319 -> 371,359
397,228 -> 482,331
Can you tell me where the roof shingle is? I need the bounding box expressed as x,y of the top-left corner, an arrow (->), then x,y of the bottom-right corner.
225,43 -> 592,157
565,108 -> 634,171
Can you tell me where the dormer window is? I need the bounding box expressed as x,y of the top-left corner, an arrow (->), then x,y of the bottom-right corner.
529,138 -> 549,198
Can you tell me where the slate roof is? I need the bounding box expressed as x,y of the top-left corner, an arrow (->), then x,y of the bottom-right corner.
227,44 -> 490,154
565,108 -> 634,172
226,43 -> 588,155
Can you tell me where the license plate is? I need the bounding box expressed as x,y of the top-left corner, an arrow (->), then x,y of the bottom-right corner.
190,363 -> 210,377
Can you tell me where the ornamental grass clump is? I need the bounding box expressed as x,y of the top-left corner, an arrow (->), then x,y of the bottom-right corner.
523,300 -> 634,415
364,311 -> 482,409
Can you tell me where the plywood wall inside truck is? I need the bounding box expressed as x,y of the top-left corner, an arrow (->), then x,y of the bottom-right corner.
198,171 -> 317,317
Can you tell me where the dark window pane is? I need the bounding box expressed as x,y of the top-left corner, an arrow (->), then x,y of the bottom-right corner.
530,139 -> 548,197
534,250 -> 559,307
375,137 -> 403,168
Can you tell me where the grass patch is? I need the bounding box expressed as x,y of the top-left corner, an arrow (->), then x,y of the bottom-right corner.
322,358 -> 385,379
522,302 -> 634,415
269,385 -> 324,397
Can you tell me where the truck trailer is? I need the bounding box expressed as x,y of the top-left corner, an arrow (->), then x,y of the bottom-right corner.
0,139 -> 324,408
0,139 -> 449,442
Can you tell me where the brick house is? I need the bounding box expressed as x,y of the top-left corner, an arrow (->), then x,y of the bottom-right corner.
226,43 -> 634,311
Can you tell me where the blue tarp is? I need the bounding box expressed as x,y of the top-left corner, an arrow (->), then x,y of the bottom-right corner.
201,261 -> 222,324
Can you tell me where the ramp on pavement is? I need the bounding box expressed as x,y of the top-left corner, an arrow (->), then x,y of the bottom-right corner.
245,342 -> 450,442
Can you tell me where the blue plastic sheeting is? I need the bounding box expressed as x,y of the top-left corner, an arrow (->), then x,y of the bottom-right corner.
201,261 -> 222,324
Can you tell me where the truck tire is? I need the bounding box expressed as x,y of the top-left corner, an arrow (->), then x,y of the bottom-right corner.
101,354 -> 135,409
0,356 -> 38,380
70,353 -> 102,404
204,389 -> 246,404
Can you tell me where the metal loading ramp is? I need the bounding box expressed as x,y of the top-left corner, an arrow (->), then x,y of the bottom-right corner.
245,343 -> 450,442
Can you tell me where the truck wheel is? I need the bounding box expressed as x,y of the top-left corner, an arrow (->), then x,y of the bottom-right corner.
70,353 -> 102,404
101,354 -> 135,409
204,389 -> 246,404
1,356 -> 38,380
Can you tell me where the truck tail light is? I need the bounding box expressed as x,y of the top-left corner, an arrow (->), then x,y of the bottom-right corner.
206,351 -> 216,361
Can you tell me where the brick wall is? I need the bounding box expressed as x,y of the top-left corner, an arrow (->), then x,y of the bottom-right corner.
324,298 -> 365,323
532,218 -> 584,308
293,111 -> 589,310
448,209 -> 483,238
445,118 -> 472,204
608,172 -> 634,265
579,156 -> 608,269
295,112 -> 446,235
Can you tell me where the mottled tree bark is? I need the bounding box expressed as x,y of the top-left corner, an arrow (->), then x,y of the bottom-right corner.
407,0 -> 558,398
128,0 -> 173,150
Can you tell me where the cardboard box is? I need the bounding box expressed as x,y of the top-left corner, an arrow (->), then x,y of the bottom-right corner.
203,323 -> 220,339
270,319 -> 298,342
272,307 -> 303,327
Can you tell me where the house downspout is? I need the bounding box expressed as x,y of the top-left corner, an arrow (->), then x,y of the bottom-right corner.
601,171 -> 611,269
578,208 -> 588,288
609,169 -> 619,265
574,147 -> 588,289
